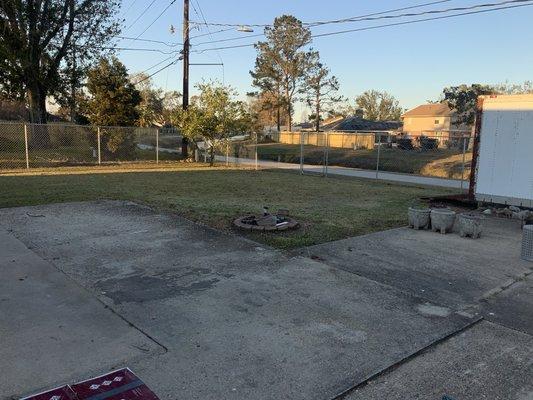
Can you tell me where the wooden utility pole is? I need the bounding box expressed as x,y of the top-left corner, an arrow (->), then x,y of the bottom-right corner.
181,0 -> 190,157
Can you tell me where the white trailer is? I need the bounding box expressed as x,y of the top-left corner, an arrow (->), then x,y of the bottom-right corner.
475,94 -> 533,208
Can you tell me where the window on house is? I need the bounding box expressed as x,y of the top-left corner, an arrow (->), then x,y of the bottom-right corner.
434,119 -> 440,125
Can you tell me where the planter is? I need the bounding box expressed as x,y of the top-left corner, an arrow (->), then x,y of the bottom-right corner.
458,213 -> 483,239
408,207 -> 431,230
430,208 -> 456,234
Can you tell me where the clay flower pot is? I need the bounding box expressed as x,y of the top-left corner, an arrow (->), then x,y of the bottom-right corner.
408,207 -> 431,230
430,208 -> 456,234
458,213 -> 483,239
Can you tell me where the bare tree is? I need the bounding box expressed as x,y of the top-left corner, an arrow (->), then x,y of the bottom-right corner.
304,54 -> 343,132
251,15 -> 313,131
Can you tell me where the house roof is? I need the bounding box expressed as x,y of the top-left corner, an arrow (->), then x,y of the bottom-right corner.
402,103 -> 453,118
322,116 -> 402,131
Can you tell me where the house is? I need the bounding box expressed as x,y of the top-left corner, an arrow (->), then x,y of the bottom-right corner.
321,114 -> 402,132
401,103 -> 469,143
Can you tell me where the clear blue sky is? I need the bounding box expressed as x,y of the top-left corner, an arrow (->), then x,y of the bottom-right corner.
118,0 -> 533,120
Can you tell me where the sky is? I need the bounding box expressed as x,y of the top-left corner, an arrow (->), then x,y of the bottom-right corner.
117,0 -> 533,121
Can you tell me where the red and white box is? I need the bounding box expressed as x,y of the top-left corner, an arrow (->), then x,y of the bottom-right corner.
71,368 -> 159,400
20,368 -> 159,400
20,385 -> 77,400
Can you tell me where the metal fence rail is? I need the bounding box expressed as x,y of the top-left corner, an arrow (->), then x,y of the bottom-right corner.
227,130 -> 473,190
0,122 -> 184,170
1,122 -> 472,191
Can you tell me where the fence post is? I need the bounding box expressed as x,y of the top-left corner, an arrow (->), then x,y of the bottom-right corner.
97,127 -> 101,165
23,123 -> 30,169
375,133 -> 381,179
460,134 -> 467,190
156,128 -> 159,164
325,132 -> 329,178
300,131 -> 304,174
254,132 -> 258,171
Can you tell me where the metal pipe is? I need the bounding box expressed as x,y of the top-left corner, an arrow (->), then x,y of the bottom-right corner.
24,124 -> 29,169
156,128 -> 159,164
97,127 -> 101,165
300,131 -> 304,174
375,134 -> 381,179
460,135 -> 467,190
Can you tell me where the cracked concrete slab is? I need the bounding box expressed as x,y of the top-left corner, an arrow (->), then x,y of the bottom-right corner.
0,201 -> 476,400
300,218 -> 532,312
344,321 -> 533,400
0,231 -> 162,400
481,273 -> 533,336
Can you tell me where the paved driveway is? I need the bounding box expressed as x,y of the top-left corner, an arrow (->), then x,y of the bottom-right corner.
1,201 -> 531,400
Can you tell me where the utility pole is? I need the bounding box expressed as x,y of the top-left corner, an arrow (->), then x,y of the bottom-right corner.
181,0 -> 190,158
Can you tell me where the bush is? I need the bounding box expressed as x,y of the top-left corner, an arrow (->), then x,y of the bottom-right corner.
101,128 -> 136,160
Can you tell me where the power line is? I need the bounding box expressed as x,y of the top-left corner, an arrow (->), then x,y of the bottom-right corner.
188,0 -> 453,27
122,0 -> 139,16
99,46 -> 180,55
311,1 -> 533,38
125,0 -> 158,30
191,1 -> 533,53
142,55 -> 178,73
133,58 -> 181,84
307,0 -> 452,27
310,0 -> 533,26
191,0 -> 224,66
190,27 -> 234,39
193,32 -> 263,47
190,0 -> 533,48
133,0 -> 177,40
115,35 -> 182,47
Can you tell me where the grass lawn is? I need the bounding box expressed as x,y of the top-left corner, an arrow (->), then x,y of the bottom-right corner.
231,142 -> 472,179
0,164 -> 454,249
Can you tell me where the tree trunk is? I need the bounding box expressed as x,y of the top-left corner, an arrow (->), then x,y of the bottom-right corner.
285,83 -> 292,132
276,106 -> 281,132
209,144 -> 215,166
315,93 -> 320,132
182,137 -> 189,158
27,82 -> 51,147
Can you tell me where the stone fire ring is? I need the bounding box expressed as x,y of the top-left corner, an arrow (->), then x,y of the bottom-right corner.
233,216 -> 299,232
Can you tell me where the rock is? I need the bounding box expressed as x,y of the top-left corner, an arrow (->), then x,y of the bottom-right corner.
482,208 -> 493,215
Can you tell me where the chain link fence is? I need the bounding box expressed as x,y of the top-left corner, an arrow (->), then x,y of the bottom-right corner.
223,130 -> 473,189
0,122 -> 183,170
2,122 -> 473,190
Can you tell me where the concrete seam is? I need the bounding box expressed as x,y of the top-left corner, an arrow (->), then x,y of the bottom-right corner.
329,316 -> 484,400
9,230 -> 170,353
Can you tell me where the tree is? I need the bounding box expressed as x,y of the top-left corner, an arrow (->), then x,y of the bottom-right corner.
0,0 -> 120,125
171,81 -> 252,165
251,15 -> 313,131
84,57 -> 141,158
493,81 -> 533,95
131,73 -> 164,127
355,90 -> 403,121
303,54 -> 343,132
442,84 -> 495,125
247,91 -> 288,133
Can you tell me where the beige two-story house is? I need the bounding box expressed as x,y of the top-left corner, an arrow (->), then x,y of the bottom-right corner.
401,103 -> 455,137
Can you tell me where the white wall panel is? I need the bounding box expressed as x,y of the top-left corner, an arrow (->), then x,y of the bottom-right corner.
476,95 -> 533,207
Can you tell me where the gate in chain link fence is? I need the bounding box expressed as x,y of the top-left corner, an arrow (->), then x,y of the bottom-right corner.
0,122 -> 184,170
225,129 -> 472,189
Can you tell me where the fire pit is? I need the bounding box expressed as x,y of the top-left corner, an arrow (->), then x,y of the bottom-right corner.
233,207 -> 299,232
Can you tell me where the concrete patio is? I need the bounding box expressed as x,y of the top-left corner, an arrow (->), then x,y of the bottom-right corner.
0,201 -> 531,399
